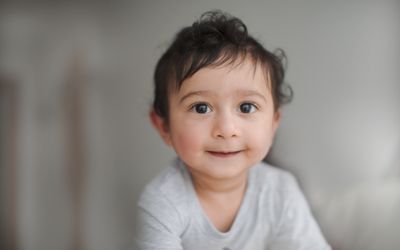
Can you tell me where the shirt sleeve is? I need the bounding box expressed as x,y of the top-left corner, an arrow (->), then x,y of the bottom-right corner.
134,186 -> 184,250
268,175 -> 332,250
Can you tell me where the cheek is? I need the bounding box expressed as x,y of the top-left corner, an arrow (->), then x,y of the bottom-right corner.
250,135 -> 272,156
247,124 -> 275,155
170,122 -> 205,156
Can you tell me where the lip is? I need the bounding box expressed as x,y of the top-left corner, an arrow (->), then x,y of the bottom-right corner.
207,150 -> 243,158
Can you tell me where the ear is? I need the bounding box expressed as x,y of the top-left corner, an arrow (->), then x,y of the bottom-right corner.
149,109 -> 172,146
271,109 -> 282,135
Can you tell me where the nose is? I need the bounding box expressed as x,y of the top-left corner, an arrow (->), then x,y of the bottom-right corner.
212,111 -> 239,139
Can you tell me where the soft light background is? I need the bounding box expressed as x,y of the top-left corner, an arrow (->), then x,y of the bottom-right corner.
0,0 -> 399,250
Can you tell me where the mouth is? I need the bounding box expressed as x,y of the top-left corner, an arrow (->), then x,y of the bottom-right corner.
207,150 -> 243,158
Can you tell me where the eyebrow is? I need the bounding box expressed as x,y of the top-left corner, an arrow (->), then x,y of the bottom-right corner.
236,89 -> 268,102
179,90 -> 213,104
179,89 -> 268,104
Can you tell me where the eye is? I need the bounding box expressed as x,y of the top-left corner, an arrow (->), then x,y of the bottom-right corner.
191,103 -> 212,114
239,103 -> 257,113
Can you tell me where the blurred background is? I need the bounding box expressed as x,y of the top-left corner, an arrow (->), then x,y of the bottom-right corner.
0,0 -> 399,249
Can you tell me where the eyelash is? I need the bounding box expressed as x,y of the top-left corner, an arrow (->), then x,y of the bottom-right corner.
189,102 -> 212,114
238,102 -> 258,113
189,102 -> 259,114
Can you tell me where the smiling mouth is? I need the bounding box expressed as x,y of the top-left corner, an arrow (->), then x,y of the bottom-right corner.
207,150 -> 243,158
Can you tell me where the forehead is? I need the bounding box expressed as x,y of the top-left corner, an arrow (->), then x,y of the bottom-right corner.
176,57 -> 272,95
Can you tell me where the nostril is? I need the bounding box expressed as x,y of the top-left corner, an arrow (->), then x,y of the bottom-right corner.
212,119 -> 239,139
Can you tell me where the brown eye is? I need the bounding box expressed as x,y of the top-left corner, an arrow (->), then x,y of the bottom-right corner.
192,103 -> 211,114
239,103 -> 256,113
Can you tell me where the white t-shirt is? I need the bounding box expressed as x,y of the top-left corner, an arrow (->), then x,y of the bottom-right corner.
135,158 -> 331,250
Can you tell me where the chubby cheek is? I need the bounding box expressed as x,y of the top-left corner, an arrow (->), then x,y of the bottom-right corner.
247,127 -> 275,160
170,123 -> 205,160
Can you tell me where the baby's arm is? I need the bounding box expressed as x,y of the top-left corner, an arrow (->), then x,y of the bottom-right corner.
135,186 -> 184,250
269,175 -> 331,250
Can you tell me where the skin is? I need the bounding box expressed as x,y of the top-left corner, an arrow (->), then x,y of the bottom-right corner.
150,57 -> 281,232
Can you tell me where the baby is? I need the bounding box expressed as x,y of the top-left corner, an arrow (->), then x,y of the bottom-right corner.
136,10 -> 331,250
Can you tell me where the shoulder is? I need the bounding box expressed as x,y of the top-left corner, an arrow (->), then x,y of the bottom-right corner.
250,161 -> 299,194
141,159 -> 187,195
249,161 -> 303,224
248,162 -> 331,249
137,159 -> 190,233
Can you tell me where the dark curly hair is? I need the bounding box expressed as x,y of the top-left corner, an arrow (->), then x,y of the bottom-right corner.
153,10 -> 293,121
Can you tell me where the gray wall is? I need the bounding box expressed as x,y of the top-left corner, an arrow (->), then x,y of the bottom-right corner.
0,0 -> 399,249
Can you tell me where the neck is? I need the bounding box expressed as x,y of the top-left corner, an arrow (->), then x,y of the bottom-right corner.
190,169 -> 249,233
190,169 -> 249,197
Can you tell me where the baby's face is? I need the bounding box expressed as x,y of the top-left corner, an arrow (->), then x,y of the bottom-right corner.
160,58 -> 280,180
